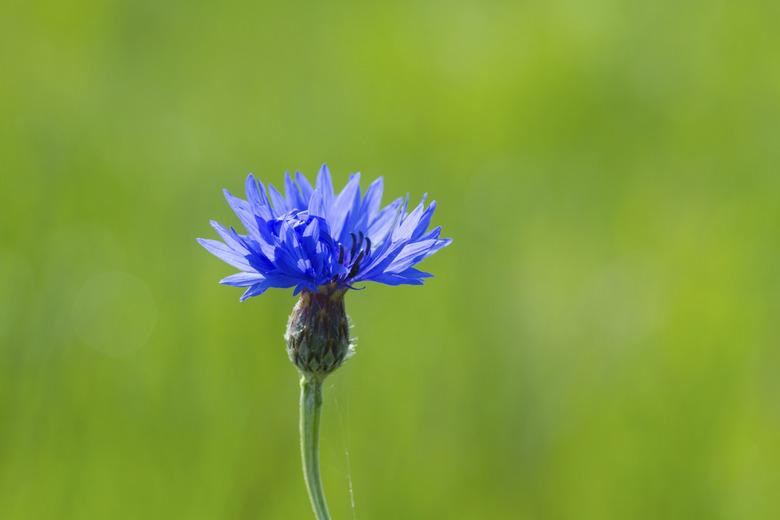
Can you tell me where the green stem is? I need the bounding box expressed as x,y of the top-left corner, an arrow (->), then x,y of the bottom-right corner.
300,375 -> 332,520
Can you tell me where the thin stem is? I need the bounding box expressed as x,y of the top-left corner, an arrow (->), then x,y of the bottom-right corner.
300,375 -> 332,520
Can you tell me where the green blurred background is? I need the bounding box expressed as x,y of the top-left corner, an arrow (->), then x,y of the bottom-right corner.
1,0 -> 779,518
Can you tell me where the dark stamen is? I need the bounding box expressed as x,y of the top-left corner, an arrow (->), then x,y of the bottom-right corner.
338,245 -> 345,264
349,232 -> 358,260
347,251 -> 365,279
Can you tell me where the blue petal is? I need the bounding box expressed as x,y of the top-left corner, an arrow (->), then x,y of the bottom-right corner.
300,218 -> 323,274
220,272 -> 266,287
308,190 -> 327,218
245,175 -> 274,220
370,272 -> 426,286
401,267 -> 434,279
328,172 -> 361,242
385,238 -> 447,273
296,171 -> 314,201
210,220 -> 249,254
393,197 -> 427,241
315,164 -> 335,205
371,267 -> 434,286
284,172 -> 306,209
275,221 -> 309,275
268,183 -> 289,214
228,228 -> 275,272
418,225 -> 442,241
412,200 -> 436,240
240,282 -> 272,301
353,240 -> 404,281
223,189 -> 260,238
370,239 -> 434,277
361,177 -> 384,217
197,238 -> 253,271
251,220 -> 279,261
366,197 -> 403,243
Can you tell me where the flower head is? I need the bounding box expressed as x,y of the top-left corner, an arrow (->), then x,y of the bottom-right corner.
198,165 -> 451,300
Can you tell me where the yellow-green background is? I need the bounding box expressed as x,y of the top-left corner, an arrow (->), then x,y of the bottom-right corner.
1,1 -> 779,518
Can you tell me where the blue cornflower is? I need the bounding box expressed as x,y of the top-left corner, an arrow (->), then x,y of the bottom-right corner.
198,164 -> 451,301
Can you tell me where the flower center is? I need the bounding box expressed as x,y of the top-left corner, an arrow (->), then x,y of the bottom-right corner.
276,210 -> 372,283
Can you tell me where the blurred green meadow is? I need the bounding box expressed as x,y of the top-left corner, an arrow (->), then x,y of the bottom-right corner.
1,0 -> 780,518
